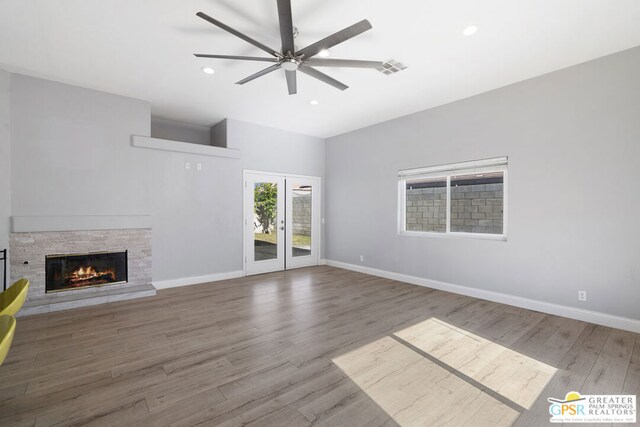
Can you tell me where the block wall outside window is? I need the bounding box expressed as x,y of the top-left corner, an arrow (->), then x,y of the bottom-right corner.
450,173 -> 504,235
405,178 -> 446,233
398,158 -> 507,240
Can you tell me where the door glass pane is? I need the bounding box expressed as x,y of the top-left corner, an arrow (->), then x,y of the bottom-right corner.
405,177 -> 447,232
451,172 -> 504,234
291,184 -> 312,257
254,182 -> 278,261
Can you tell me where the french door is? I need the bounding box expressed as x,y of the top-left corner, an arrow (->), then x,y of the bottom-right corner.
244,171 -> 321,275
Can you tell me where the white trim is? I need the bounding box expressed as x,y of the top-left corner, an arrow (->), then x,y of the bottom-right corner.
153,271 -> 244,290
325,260 -> 640,334
502,169 -> 509,237
446,175 -> 451,233
319,259 -> 327,265
286,176 -> 321,270
244,169 -> 318,180
397,180 -> 406,235
131,135 -> 241,159
398,230 -> 507,241
243,172 -> 286,276
242,172 -> 249,277
11,215 -> 152,232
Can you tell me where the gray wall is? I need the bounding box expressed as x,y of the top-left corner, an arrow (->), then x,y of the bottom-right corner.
227,118 -> 326,177
326,46 -> 640,320
11,75 -> 151,216
0,70 -> 10,280
8,75 -> 326,283
151,117 -> 212,146
144,141 -> 242,280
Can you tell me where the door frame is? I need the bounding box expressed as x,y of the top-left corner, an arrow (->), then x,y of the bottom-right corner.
243,172 -> 286,276
243,170 -> 322,276
285,175 -> 321,270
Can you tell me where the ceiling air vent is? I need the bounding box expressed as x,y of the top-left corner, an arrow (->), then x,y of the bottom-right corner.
377,59 -> 407,75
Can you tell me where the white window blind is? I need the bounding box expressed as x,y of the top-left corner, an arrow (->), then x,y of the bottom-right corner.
398,157 -> 508,179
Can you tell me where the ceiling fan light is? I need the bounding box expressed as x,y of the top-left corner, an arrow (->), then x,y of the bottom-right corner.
462,25 -> 478,36
282,59 -> 299,71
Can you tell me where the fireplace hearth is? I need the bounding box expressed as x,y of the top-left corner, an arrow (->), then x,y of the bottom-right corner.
45,251 -> 128,293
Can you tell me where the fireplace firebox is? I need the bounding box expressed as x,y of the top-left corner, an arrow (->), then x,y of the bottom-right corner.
45,251 -> 128,293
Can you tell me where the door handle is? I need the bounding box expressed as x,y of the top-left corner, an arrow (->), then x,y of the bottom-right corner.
279,226 -> 285,231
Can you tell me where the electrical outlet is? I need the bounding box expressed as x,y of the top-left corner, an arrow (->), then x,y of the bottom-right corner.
578,291 -> 587,302
196,163 -> 202,171
185,162 -> 191,170
360,255 -> 364,262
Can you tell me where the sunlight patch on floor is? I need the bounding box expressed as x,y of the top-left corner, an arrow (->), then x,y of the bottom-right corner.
332,318 -> 557,426
394,318 -> 557,409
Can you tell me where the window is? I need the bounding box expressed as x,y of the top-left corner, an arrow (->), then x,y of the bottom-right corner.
398,157 -> 507,239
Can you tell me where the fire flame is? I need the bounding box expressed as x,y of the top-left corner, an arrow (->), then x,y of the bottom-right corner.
75,266 -> 97,277
64,265 -> 117,288
70,266 -> 114,280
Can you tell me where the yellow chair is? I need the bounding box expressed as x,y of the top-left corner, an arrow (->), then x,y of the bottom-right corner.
0,315 -> 16,366
0,279 -> 30,317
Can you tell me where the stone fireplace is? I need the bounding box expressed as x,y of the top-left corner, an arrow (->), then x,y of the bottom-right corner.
9,215 -> 155,316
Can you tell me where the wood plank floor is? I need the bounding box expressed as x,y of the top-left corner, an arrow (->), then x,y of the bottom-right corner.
0,266 -> 637,426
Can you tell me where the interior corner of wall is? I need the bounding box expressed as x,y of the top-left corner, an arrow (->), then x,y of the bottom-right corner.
210,118 -> 229,148
223,118 -> 241,149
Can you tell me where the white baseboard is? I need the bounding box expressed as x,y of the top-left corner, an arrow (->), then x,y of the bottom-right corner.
319,259 -> 327,266
153,271 -> 244,290
325,260 -> 640,334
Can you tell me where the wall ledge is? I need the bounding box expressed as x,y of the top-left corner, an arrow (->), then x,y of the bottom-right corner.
325,260 -> 640,334
11,215 -> 152,232
131,135 -> 240,159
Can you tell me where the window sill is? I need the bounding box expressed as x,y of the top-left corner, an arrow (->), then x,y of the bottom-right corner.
398,230 -> 508,242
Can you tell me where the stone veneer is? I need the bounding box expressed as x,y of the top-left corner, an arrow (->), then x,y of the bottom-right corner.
10,229 -> 152,302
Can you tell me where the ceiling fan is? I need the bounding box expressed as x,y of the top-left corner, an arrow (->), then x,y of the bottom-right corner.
193,0 -> 384,95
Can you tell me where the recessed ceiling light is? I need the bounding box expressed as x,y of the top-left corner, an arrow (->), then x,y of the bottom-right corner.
201,67 -> 215,75
462,25 -> 478,36
318,49 -> 331,58
310,100 -> 319,106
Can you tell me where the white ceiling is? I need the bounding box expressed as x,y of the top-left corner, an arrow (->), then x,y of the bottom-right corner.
1,1 -> 640,138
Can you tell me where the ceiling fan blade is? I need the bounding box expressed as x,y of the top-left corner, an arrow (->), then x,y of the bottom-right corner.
194,54 -> 278,62
298,66 -> 348,91
276,0 -> 295,54
196,12 -> 279,57
304,58 -> 383,69
285,70 -> 297,95
236,64 -> 282,85
296,19 -> 372,59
